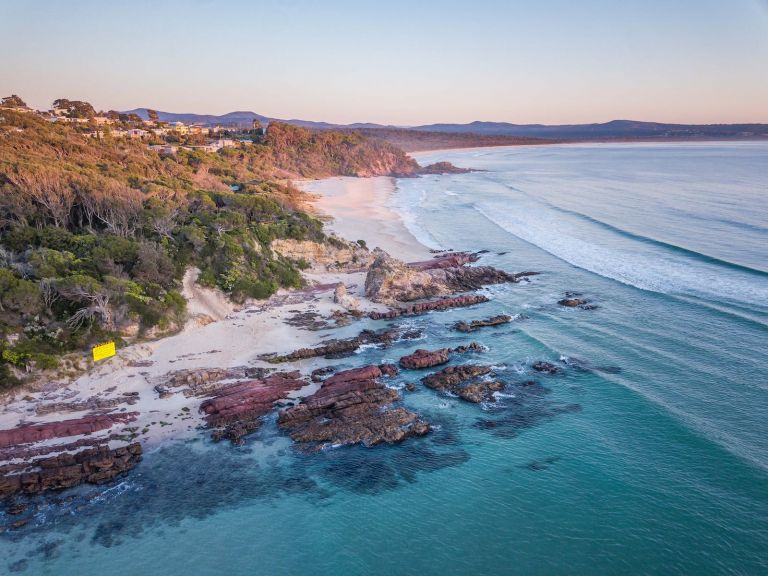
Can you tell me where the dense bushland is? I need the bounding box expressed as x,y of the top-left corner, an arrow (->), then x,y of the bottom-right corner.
0,108 -> 415,385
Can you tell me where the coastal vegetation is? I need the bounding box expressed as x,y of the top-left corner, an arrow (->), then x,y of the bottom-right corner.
0,100 -> 425,386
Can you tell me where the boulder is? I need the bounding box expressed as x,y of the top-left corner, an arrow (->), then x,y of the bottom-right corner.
333,282 -> 360,311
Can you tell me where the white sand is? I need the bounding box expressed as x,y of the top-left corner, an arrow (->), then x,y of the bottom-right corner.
0,176 -> 429,459
301,176 -> 431,263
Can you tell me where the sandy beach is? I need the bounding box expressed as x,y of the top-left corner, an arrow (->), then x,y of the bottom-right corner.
0,174 -> 427,458
301,176 -> 431,262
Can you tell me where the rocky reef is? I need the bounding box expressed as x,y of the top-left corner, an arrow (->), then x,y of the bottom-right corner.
398,342 -> 484,369
266,326 -> 422,363
278,365 -> 430,449
421,364 -> 504,403
200,372 -> 308,444
369,294 -> 489,320
0,413 -> 138,449
452,314 -> 513,332
558,292 -> 598,310
0,443 -> 142,500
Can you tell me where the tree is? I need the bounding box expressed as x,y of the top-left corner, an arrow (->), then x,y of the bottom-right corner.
5,167 -> 76,228
77,179 -> 143,237
55,275 -> 113,330
1,95 -> 27,108
132,242 -> 174,286
147,109 -> 159,123
52,98 -> 95,119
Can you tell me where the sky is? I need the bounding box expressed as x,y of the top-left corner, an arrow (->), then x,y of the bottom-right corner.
1,0 -> 767,125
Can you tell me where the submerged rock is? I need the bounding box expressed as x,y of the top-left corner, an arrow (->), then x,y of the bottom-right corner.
558,292 -> 598,310
532,361 -> 563,375
278,365 -> 430,449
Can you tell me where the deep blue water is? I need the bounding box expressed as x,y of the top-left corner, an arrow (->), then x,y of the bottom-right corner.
2,141 -> 767,575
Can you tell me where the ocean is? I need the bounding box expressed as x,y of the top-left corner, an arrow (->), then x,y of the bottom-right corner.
3,141 -> 767,575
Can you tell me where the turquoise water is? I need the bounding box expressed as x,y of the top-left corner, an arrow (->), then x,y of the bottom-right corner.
3,142 -> 767,575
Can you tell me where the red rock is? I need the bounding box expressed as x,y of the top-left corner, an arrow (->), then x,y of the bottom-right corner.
278,365 -> 430,449
0,413 -> 139,449
201,373 -> 308,444
399,348 -> 451,369
0,443 -> 142,499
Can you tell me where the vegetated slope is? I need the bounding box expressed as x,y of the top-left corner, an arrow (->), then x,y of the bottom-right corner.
0,112 -> 419,387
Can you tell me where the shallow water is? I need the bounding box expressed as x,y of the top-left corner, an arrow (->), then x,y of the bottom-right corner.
3,142 -> 767,575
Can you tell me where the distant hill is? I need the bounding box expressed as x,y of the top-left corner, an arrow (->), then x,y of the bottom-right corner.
409,119 -> 768,140
124,108 -> 271,127
125,109 -> 383,130
125,109 -> 768,141
352,128 -> 555,152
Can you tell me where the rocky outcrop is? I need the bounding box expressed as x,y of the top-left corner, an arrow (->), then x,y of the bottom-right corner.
398,342 -> 484,369
278,365 -> 429,449
270,238 -> 372,272
267,326 -> 421,362
200,372 -> 308,444
365,249 -> 451,304
418,161 -> 473,175
369,294 -> 489,320
0,443 -> 142,499
0,413 -> 139,449
421,364 -> 503,403
365,248 -> 538,304
453,314 -> 513,332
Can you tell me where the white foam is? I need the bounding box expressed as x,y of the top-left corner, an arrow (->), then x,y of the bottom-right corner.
475,203 -> 768,307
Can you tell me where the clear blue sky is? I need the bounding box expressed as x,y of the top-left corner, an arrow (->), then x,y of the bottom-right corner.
1,0 -> 767,125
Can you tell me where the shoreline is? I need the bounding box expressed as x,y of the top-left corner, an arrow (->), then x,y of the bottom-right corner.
299,176 -> 432,262
0,174 -> 430,479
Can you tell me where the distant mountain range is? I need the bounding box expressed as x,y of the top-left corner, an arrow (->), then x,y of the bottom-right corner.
125,109 -> 768,140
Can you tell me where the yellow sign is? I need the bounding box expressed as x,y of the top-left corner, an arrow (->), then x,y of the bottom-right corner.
92,341 -> 116,362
